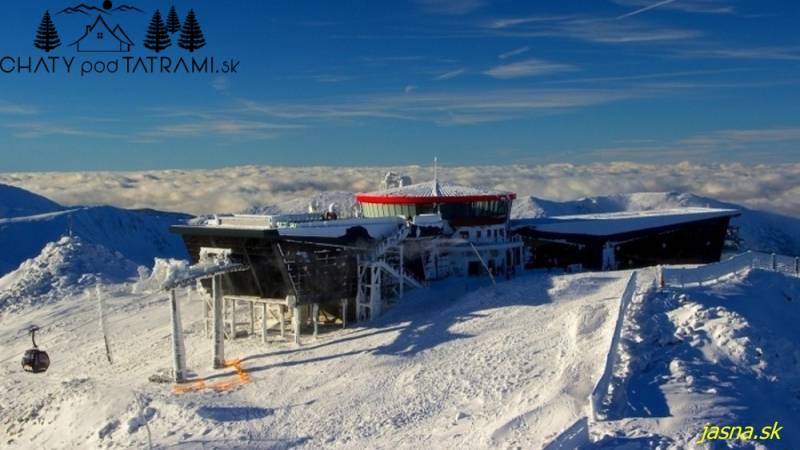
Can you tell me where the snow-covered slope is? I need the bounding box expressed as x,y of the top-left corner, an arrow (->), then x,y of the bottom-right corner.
592,269 -> 800,448
512,192 -> 800,256
0,186 -> 190,276
0,183 -> 63,218
0,271 -> 629,449
0,236 -> 138,313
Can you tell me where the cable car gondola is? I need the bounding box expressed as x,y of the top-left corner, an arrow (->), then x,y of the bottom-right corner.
21,325 -> 50,374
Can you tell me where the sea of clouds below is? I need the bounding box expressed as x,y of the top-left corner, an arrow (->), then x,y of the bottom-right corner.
1,162 -> 799,218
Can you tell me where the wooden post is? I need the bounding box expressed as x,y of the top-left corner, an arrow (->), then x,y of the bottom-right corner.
312,303 -> 319,339
249,301 -> 255,337
772,253 -> 777,271
261,303 -> 268,344
212,275 -> 225,369
169,289 -> 187,382
795,256 -> 799,276
96,283 -> 113,365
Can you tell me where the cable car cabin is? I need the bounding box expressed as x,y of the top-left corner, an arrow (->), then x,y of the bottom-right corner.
22,348 -> 50,373
21,326 -> 50,374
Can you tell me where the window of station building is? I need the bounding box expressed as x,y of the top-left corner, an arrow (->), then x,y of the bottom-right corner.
476,230 -> 482,239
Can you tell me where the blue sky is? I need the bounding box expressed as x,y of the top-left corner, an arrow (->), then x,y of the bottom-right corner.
0,0 -> 798,171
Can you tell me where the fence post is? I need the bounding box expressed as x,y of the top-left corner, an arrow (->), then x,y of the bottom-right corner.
656,265 -> 664,289
771,253 -> 777,271
795,257 -> 799,276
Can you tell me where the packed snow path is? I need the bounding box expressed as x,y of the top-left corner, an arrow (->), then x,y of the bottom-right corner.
0,271 -> 629,449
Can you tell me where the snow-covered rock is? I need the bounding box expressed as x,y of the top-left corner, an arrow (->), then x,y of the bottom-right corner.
0,235 -> 138,312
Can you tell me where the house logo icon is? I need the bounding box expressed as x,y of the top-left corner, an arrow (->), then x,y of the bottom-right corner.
70,15 -> 133,53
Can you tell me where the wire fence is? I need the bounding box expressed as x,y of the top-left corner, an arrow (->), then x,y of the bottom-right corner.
659,251 -> 800,288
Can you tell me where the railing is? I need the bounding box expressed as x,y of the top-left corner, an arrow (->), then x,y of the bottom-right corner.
659,251 -> 800,288
588,271 -> 638,421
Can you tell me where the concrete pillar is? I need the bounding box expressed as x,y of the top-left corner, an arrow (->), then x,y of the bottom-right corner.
279,306 -> 286,338
169,289 -> 187,382
212,275 -> 225,369
341,298 -> 348,329
312,303 -> 319,339
293,305 -> 302,345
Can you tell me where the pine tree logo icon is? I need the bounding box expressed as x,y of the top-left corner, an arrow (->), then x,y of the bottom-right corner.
143,9 -> 171,53
34,11 -> 62,52
166,6 -> 181,34
178,9 -> 206,53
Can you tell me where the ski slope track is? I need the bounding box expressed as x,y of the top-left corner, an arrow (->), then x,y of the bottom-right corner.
0,272 -> 629,449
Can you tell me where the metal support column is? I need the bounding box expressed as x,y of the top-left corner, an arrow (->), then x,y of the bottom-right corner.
261,304 -> 268,344
212,275 -> 225,369
249,302 -> 255,337
169,289 -> 187,382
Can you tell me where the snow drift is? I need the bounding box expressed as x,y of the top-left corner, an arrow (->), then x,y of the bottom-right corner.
0,236 -> 138,312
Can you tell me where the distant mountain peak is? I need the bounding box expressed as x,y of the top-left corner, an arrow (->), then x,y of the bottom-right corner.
112,5 -> 143,13
57,3 -> 109,15
57,3 -> 143,15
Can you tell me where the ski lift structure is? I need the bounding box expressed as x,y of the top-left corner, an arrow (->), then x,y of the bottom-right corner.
21,325 -> 50,374
161,247 -> 250,383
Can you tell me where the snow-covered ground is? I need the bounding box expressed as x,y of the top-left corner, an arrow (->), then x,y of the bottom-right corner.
2,183 -> 800,449
591,269 -> 800,449
1,271 -> 629,449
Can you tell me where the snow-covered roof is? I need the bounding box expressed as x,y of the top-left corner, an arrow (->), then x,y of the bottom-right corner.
357,180 -> 515,204
511,207 -> 739,237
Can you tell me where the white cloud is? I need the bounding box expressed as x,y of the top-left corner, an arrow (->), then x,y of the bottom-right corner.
613,0 -> 735,15
435,68 -> 466,80
3,162 -> 800,218
0,102 -> 37,115
498,46 -> 530,59
484,58 -> 577,79
487,15 -> 701,43
616,0 -> 677,19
